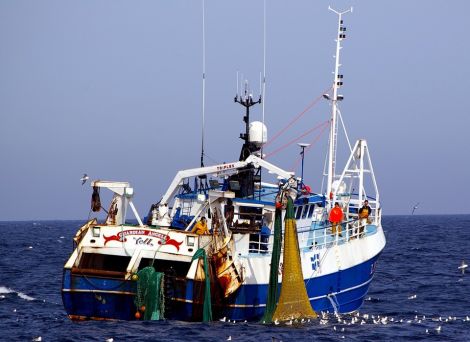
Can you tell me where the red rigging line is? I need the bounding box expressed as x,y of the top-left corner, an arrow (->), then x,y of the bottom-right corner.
264,86 -> 332,149
265,120 -> 330,159
290,121 -> 330,171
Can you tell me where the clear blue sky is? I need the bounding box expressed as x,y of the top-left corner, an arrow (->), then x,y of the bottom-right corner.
1,0 -> 468,220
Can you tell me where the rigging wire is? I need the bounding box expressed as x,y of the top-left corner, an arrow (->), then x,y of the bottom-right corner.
202,152 -> 220,165
263,86 -> 332,149
290,121 -> 330,171
265,120 -> 330,159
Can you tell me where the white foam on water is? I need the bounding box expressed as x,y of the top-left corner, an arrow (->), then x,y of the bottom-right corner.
0,286 -> 14,294
17,292 -> 35,301
0,286 -> 35,300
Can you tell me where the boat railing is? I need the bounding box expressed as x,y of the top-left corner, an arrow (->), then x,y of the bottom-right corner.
298,217 -> 378,252
246,216 -> 379,254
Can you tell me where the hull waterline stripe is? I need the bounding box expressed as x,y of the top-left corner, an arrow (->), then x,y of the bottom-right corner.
171,276 -> 373,308
62,289 -> 135,296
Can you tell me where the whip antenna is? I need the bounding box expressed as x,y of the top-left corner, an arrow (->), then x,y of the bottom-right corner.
262,0 -> 267,132
200,0 -> 206,167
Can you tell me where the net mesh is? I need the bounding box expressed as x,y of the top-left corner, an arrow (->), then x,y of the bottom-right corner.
134,267 -> 165,320
272,197 -> 317,322
261,207 -> 283,323
191,248 -> 213,322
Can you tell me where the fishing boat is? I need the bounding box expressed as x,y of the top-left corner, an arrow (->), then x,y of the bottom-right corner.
62,7 -> 385,322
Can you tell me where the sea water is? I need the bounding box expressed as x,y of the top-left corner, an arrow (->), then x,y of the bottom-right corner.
0,216 -> 469,341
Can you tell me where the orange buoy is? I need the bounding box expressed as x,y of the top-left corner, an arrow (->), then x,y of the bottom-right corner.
135,311 -> 141,319
140,305 -> 146,312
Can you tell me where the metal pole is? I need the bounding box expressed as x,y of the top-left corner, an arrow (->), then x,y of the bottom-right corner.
298,143 -> 310,184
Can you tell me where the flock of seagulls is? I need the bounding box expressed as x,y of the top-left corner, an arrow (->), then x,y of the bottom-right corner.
217,311 -> 470,340
26,312 -> 470,341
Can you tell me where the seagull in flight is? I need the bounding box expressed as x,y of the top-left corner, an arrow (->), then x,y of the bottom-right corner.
411,202 -> 419,215
80,173 -> 89,185
458,260 -> 468,275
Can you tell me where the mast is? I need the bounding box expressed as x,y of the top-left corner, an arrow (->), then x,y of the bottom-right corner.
326,6 -> 352,205
262,0 -> 267,136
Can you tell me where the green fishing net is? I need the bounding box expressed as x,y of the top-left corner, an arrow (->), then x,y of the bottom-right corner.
134,266 -> 165,320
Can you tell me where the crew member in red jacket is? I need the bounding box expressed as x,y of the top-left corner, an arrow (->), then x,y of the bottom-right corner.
329,202 -> 343,237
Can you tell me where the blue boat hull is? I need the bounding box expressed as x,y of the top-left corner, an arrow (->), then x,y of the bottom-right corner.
62,270 -> 137,320
62,253 -> 380,321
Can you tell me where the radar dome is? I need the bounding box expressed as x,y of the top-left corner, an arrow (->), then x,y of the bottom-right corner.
332,180 -> 347,195
249,121 -> 267,147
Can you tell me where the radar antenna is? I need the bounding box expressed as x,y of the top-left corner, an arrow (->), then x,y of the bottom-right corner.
234,81 -> 262,161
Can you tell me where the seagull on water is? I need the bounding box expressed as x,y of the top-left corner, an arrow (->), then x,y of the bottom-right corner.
411,202 -> 419,215
80,173 -> 89,185
458,260 -> 468,274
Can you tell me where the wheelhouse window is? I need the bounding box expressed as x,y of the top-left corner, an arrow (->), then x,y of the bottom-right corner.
307,204 -> 315,218
301,205 -> 309,219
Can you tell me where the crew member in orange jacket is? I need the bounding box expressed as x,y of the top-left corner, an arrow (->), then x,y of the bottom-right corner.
329,202 -> 343,236
191,217 -> 209,235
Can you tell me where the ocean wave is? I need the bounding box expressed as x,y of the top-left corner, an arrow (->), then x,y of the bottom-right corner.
0,286 -> 14,294
0,286 -> 35,301
17,292 -> 35,301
